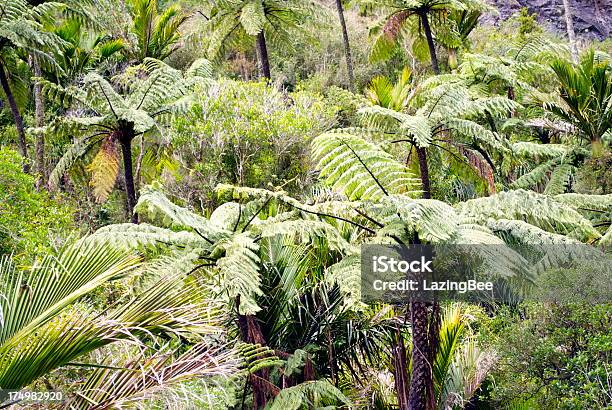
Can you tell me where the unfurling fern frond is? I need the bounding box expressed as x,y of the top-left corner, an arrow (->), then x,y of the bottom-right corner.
235,343 -> 284,375
87,137 -> 120,202
312,132 -> 418,200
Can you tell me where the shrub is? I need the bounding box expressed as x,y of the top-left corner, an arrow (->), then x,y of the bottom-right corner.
0,147 -> 75,263
169,80 -> 338,208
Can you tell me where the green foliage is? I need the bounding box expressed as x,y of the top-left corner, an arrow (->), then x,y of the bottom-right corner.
170,79 -> 337,205
0,240 -> 238,407
267,380 -> 351,409
44,57 -> 211,203
483,300 -> 611,409
129,0 -> 188,61
0,147 -> 74,263
205,0 -> 321,62
547,49 -> 612,144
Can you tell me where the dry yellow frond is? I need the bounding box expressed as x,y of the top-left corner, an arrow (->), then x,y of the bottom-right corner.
87,137 -> 120,202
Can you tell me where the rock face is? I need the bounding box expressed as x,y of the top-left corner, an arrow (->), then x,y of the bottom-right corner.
486,0 -> 611,40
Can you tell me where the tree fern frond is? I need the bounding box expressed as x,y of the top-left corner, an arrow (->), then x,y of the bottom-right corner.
543,163 -> 574,195
268,380 -> 351,409
456,190 -> 601,241
511,141 -> 568,158
239,0 -> 266,35
446,118 -> 506,151
48,135 -> 104,191
258,220 -> 350,252
214,233 -> 262,315
87,136 -> 120,202
312,132 -> 418,200
553,193 -> 612,212
511,158 -> 560,190
135,187 -> 226,240
86,223 -> 207,252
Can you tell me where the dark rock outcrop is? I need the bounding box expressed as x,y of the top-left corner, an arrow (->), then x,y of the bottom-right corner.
485,0 -> 611,40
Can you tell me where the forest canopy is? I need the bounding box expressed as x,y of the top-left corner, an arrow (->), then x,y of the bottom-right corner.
0,0 -> 610,409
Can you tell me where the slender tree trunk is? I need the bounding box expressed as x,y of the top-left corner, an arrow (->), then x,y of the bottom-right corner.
255,31 -> 271,80
335,0 -> 355,91
416,147 -> 431,199
419,12 -> 440,75
119,127 -> 138,223
409,301 -> 432,410
562,0 -> 578,63
33,57 -> 46,188
392,326 -> 410,410
0,60 -> 29,172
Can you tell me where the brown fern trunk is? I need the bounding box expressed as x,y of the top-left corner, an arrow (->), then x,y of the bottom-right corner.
236,296 -> 275,409
392,326 -> 410,410
118,126 -> 138,223
0,60 -> 29,172
255,31 -> 271,80
411,152 -> 435,409
426,301 -> 440,409
335,0 -> 355,91
33,56 -> 46,188
416,147 -> 431,199
419,12 -> 440,75
409,301 -> 432,410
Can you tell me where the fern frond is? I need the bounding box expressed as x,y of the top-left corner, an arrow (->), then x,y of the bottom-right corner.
214,233 -> 262,315
87,137 -> 120,202
268,380 -> 351,409
258,220 -> 350,252
543,163 -> 574,195
86,223 -> 207,252
48,135 -> 104,190
456,190 -> 601,241
511,158 -> 560,189
511,141 -> 568,158
446,118 -> 506,151
312,132 -> 418,200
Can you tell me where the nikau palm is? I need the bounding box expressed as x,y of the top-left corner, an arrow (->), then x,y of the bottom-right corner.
546,49 -> 612,144
130,0 -> 188,61
0,241 -> 239,408
41,58 -> 212,222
